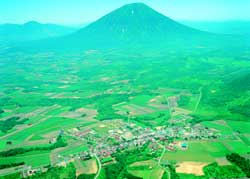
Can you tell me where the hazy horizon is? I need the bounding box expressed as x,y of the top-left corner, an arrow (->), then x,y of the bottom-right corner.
1,0 -> 250,25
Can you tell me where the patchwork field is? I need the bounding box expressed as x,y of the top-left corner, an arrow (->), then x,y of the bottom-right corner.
0,42 -> 250,179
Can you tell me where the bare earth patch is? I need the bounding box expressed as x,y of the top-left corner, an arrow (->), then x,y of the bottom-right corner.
149,103 -> 169,110
81,159 -> 98,174
216,157 -> 231,166
148,96 -> 169,109
122,104 -> 155,115
50,93 -> 80,99
42,131 -> 59,139
60,107 -> 97,121
172,107 -> 191,116
58,85 -> 69,89
130,160 -> 157,167
214,120 -> 228,126
21,139 -> 50,147
99,124 -> 106,128
176,162 -> 208,176
25,134 -> 34,141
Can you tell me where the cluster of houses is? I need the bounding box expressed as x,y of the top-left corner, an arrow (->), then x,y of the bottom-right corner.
12,119 -> 219,178
65,121 -> 219,163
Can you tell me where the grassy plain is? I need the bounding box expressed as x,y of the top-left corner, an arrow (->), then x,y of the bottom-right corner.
0,46 -> 250,178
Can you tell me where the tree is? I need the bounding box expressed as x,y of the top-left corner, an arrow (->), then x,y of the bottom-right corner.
226,153 -> 250,177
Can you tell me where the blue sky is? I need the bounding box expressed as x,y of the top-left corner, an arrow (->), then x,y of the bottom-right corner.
1,0 -> 250,25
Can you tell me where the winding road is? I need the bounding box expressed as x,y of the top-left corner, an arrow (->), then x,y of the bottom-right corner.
157,143 -> 170,179
94,154 -> 101,179
158,144 -> 166,166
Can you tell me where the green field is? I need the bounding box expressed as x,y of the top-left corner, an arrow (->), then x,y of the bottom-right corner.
164,141 -> 228,163
127,160 -> 164,179
0,151 -> 50,167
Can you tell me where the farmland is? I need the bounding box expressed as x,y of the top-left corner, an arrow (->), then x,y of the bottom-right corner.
0,48 -> 250,179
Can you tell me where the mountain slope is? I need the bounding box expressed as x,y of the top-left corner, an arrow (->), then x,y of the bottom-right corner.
21,3 -> 245,52
64,3 -> 208,49
0,21 -> 77,44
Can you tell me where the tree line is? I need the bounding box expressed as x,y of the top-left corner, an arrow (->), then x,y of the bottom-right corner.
0,135 -> 66,157
0,162 -> 24,169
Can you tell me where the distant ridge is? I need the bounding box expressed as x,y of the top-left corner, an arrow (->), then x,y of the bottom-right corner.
0,21 -> 77,44
182,20 -> 250,35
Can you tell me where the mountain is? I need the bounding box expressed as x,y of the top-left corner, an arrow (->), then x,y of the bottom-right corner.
74,3 -> 204,42
0,21 -> 77,44
20,3 -> 245,52
61,3 -> 210,49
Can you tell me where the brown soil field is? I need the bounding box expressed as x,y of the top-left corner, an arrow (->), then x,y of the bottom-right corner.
176,162 -> 208,176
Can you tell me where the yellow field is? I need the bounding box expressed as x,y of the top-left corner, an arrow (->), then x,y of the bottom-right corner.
176,162 -> 208,176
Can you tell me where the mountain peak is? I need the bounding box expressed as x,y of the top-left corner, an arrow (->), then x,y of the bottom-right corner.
76,2 -> 196,42
24,21 -> 41,26
107,2 -> 162,18
120,2 -> 151,9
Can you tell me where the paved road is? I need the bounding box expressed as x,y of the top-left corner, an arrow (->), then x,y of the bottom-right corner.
94,154 -> 101,179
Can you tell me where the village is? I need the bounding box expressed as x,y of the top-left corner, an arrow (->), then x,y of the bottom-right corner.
18,118 -> 221,177
58,119 -> 220,166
